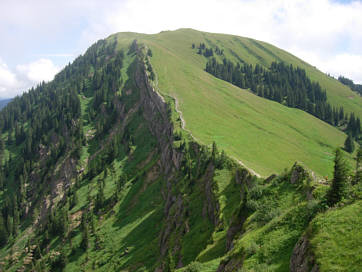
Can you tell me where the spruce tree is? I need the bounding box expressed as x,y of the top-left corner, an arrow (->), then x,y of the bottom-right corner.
0,213 -> 7,247
344,134 -> 355,153
326,148 -> 349,206
355,146 -> 362,184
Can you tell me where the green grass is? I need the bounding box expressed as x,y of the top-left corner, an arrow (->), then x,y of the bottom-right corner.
2,29 -> 360,272
308,200 -> 362,272
224,176 -> 318,272
108,28 -> 359,177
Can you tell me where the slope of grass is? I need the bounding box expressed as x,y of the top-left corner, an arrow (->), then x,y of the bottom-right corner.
220,173 -> 319,272
109,29 -> 358,177
308,200 -> 362,272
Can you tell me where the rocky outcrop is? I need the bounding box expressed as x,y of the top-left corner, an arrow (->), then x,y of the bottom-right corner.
217,257 -> 243,272
290,235 -> 318,272
290,162 -> 310,184
225,168 -> 253,251
134,51 -> 183,178
203,163 -> 219,226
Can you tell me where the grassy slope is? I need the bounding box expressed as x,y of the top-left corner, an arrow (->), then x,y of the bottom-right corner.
110,29 -> 358,177
308,200 -> 362,272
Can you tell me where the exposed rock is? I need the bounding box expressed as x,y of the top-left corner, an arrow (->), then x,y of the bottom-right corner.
202,163 -> 219,226
290,235 -> 319,272
217,257 -> 243,272
265,174 -> 277,183
290,162 -> 309,184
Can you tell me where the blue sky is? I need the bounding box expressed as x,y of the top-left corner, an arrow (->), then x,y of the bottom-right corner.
1,0 -> 362,98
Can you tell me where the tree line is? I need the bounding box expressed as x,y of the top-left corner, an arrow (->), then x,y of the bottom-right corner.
0,37 -> 122,248
338,76 -> 362,96
204,56 -> 361,140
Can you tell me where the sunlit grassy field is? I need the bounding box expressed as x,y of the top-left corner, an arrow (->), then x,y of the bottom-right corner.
111,29 -> 358,177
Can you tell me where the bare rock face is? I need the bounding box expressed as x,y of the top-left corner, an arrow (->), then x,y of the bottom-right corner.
217,257 -> 243,272
290,235 -> 318,272
290,162 -> 309,184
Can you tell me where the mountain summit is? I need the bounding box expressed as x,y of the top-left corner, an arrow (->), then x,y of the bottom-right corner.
0,29 -> 360,272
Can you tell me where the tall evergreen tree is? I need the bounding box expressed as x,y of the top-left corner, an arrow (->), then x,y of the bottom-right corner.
355,146 -> 362,184
344,134 -> 355,153
0,212 -> 7,247
326,148 -> 349,206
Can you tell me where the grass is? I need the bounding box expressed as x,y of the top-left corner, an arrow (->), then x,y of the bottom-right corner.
2,29 -> 360,272
224,176 -> 318,272
108,28 -> 359,177
308,200 -> 362,272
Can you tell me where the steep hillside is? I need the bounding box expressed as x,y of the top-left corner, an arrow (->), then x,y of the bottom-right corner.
0,30 -> 360,272
110,29 -> 359,177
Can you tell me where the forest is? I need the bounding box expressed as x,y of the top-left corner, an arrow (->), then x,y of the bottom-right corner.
195,43 -> 361,141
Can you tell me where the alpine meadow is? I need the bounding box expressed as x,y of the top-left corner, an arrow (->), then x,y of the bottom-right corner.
0,28 -> 361,272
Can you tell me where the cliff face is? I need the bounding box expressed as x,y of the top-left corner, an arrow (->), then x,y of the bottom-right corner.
134,51 -> 182,178
133,44 -> 227,270
290,235 -> 319,272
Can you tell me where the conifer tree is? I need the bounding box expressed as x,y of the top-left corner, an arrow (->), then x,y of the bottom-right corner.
344,134 -> 355,153
355,146 -> 362,184
80,215 -> 89,250
326,148 -> 349,206
0,213 -> 7,247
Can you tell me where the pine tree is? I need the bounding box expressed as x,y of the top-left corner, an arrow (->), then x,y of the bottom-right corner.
355,146 -> 362,184
80,215 -> 89,250
0,212 -> 8,247
211,141 -> 218,162
147,48 -> 152,57
326,148 -> 349,206
344,134 -> 355,153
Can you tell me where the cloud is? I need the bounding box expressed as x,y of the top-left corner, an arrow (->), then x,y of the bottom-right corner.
0,58 -> 22,97
36,53 -> 74,58
1,0 -> 362,98
79,0 -> 362,83
0,57 -> 60,98
17,58 -> 60,83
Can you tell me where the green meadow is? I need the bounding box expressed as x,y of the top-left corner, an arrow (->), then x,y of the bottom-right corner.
110,29 -> 358,177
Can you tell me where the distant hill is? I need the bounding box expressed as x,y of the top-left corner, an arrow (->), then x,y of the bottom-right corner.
0,98 -> 12,110
338,75 -> 362,96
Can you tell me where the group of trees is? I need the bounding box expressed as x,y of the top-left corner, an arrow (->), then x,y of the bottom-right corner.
326,146 -> 361,206
338,76 -> 362,96
0,37 -> 124,251
192,43 -> 224,58
205,57 -> 361,139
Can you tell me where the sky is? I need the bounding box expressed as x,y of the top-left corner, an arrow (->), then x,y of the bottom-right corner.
0,0 -> 361,98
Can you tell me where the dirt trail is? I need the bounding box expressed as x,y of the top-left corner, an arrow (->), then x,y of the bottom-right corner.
174,97 -> 199,141
174,97 -> 261,178
234,158 -> 261,178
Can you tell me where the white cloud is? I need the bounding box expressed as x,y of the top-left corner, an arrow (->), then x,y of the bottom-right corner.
0,57 -> 61,98
0,58 -> 22,97
17,58 -> 60,83
1,0 -> 362,97
36,53 -> 73,58
0,59 -> 17,87
321,53 -> 362,83
79,0 -> 362,83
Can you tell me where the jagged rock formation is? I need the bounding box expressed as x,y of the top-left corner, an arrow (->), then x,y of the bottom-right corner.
290,235 -> 319,272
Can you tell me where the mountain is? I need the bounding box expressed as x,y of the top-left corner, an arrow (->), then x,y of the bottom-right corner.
0,29 -> 360,272
0,99 -> 12,110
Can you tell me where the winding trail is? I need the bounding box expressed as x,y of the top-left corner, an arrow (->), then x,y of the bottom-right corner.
234,158 -> 261,178
148,50 -> 262,178
174,97 -> 199,142
174,97 -> 261,178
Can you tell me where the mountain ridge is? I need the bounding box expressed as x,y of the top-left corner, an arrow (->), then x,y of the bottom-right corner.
0,30 -> 360,272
